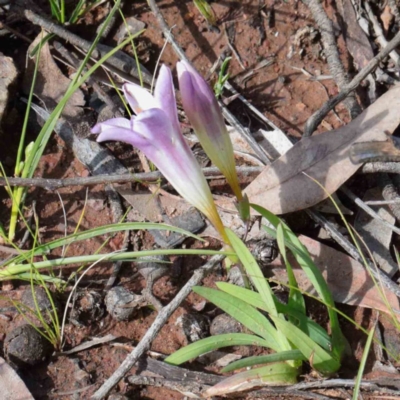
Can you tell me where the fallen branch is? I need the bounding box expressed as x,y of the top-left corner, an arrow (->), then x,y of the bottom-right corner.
303,29 -> 400,136
91,254 -> 225,399
341,185 -> 400,242
306,209 -> 400,298
19,4 -> 152,85
364,0 -> 400,65
0,166 -> 262,189
303,0 -> 361,122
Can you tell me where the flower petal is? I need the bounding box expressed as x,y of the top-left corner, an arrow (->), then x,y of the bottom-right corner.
92,117 -> 132,134
134,107 -> 183,148
123,83 -> 158,114
177,61 -> 242,200
154,65 -> 181,135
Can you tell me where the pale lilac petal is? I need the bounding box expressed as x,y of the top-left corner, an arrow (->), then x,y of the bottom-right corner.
178,62 -> 223,145
154,65 -> 181,134
177,61 -> 241,200
133,107 -> 180,149
92,117 -> 132,134
96,127 -> 149,149
177,62 -> 197,116
179,61 -> 215,104
123,83 -> 158,114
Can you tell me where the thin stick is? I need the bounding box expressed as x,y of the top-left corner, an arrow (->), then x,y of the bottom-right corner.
303,0 -> 361,123
306,209 -> 400,297
303,29 -> 400,136
340,186 -> 400,236
361,162 -> 400,174
21,8 -> 152,85
0,166 -> 263,189
91,254 -> 224,399
365,199 -> 400,206
365,0 -> 400,65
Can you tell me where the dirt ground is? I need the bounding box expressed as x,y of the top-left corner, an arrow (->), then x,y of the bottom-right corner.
0,0 -> 399,399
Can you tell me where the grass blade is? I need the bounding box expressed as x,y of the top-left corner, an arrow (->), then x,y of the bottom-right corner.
225,228 -> 277,315
270,315 -> 340,374
251,204 -> 346,361
5,222 -> 202,266
193,286 -> 281,351
221,350 -> 305,373
276,223 -> 305,316
353,320 -> 376,400
165,333 -> 273,365
0,249 -> 230,278
216,282 -> 331,351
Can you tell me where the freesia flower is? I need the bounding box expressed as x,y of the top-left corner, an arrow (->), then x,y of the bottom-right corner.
92,65 -> 229,244
177,61 -> 243,202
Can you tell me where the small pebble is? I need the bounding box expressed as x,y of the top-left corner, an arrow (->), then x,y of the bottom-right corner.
70,291 -> 104,324
177,313 -> 210,343
5,324 -> 52,367
21,286 -> 59,314
105,287 -> 142,321
210,313 -> 243,336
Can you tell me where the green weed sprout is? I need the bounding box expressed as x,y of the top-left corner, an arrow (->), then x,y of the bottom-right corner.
214,57 -> 231,98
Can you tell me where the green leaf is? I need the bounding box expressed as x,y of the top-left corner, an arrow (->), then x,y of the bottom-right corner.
222,350 -> 305,372
353,321 -> 376,400
206,362 -> 299,397
225,228 -> 277,315
216,282 -> 331,351
193,0 -> 217,26
276,223 -> 306,316
1,249 -> 229,279
193,286 -> 280,351
270,315 -> 340,374
251,204 -> 346,361
6,222 -> 202,266
165,333 -> 272,365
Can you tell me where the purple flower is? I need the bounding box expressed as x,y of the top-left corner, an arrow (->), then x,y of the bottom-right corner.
177,61 -> 242,201
92,65 -> 229,243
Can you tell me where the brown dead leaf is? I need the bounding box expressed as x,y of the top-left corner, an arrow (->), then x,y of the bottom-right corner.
23,34 -> 84,118
241,85 -> 400,215
269,235 -> 400,317
0,356 -> 34,400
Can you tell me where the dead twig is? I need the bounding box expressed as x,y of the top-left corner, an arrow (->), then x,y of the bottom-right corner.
104,230 -> 130,292
20,8 -> 152,85
341,186 -> 400,237
306,209 -> 400,298
303,29 -> 400,136
224,22 -> 246,70
0,166 -> 263,189
379,174 -> 400,222
361,162 -> 400,174
303,0 -> 361,124
91,254 -> 225,399
364,0 -> 400,65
